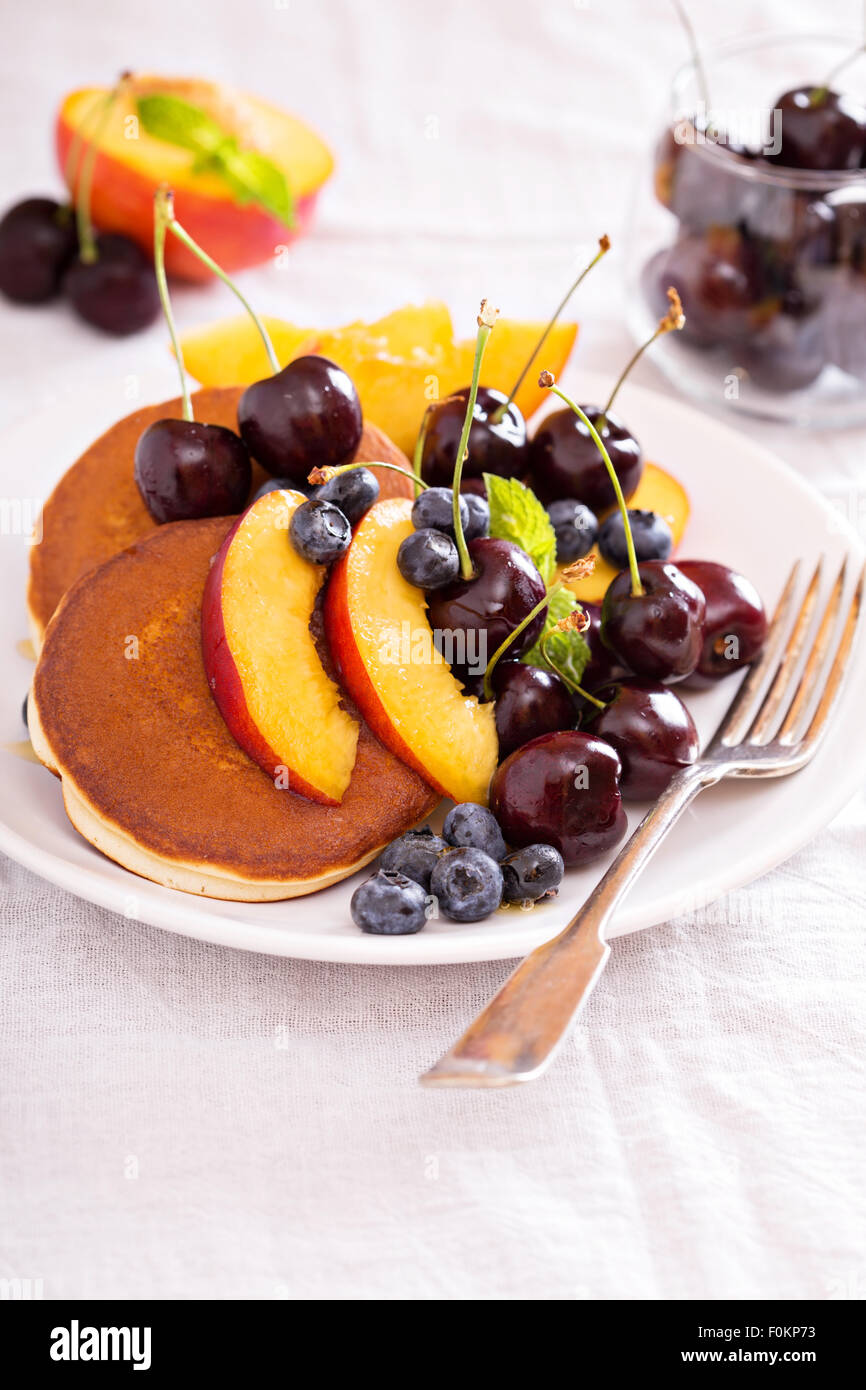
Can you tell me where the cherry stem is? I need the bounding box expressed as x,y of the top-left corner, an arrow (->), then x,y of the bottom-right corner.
160,198 -> 281,375
75,76 -> 130,264
63,89 -> 109,223
452,308 -> 496,580
153,190 -> 193,423
491,236 -> 611,424
671,0 -> 711,117
482,582 -> 561,702
601,326 -> 664,422
813,41 -> 866,103
310,460 -> 428,491
600,289 -> 685,422
539,635 -> 606,710
542,377 -> 644,598
411,404 -> 435,499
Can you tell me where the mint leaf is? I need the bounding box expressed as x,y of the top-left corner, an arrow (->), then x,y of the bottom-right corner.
217,145 -> 294,226
483,473 -> 557,583
137,94 -> 226,154
521,586 -> 590,686
136,95 -> 294,228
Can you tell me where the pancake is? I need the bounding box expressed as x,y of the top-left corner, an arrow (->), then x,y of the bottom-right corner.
29,517 -> 438,900
27,385 -> 414,650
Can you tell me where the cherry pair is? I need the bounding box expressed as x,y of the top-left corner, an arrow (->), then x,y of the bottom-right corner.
0,78 -> 159,335
134,187 -> 365,527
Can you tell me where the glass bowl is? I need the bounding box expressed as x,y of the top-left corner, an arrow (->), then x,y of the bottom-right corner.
624,31 -> 866,427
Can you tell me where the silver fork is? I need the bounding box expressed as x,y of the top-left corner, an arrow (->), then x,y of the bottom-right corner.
421,555 -> 865,1089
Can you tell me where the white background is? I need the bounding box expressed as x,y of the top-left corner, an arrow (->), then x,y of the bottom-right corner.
1,0 -> 865,1300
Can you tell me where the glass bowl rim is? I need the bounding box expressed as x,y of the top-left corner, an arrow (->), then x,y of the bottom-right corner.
668,28 -> 866,193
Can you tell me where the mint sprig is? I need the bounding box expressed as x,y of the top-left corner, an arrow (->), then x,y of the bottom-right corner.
483,473 -> 557,584
521,586 -> 590,686
137,94 -> 294,227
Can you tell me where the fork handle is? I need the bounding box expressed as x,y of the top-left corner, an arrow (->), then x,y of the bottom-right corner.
421,763 -> 713,1087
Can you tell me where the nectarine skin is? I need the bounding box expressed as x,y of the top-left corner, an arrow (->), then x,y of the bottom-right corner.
56,112 -> 320,282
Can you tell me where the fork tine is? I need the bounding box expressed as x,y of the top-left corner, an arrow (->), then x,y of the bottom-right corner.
777,558 -> 849,745
748,559 -> 824,745
794,560 -> 865,752
711,559 -> 801,749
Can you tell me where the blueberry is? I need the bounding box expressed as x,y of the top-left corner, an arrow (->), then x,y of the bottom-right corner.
501,844 -> 565,903
317,467 -> 380,525
289,499 -> 352,564
443,802 -> 507,861
379,826 -> 447,891
397,528 -> 459,589
22,691 -> 29,728
253,475 -> 317,503
430,847 -> 503,922
463,492 -> 490,540
350,869 -> 429,935
546,499 -> 599,563
411,486 -> 469,538
598,509 -> 672,568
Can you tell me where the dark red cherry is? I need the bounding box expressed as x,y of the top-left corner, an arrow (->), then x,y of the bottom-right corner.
63,233 -> 160,335
654,122 -> 756,231
490,730 -> 627,867
238,355 -> 362,482
491,661 -> 576,760
601,561 -> 706,682
427,538 -> 547,681
529,406 -> 643,510
581,601 -> 631,693
419,386 -> 527,488
582,679 -> 699,800
459,477 -> 489,498
768,88 -> 866,172
134,419 -> 252,524
0,197 -> 77,303
676,560 -> 768,688
738,295 -> 827,392
642,229 -> 773,349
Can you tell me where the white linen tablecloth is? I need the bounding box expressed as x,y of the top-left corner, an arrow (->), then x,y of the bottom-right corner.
1,0 -> 864,1301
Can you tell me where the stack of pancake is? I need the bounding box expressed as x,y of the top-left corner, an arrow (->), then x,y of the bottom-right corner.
27,387 -> 438,900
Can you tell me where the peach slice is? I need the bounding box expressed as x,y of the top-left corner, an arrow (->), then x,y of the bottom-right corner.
558,463 -> 691,604
179,303 -> 578,454
202,488 -> 358,804
324,498 -> 498,805
57,77 -> 334,280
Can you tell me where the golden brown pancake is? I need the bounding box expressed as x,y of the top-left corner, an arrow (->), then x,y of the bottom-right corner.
29,517 -> 438,900
27,385 -> 413,649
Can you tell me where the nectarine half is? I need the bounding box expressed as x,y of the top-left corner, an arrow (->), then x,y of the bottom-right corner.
57,77 -> 334,280
202,489 -> 358,804
324,498 -> 498,805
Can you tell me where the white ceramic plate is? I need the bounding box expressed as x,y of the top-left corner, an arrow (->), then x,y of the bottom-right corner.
1,369 -> 864,964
